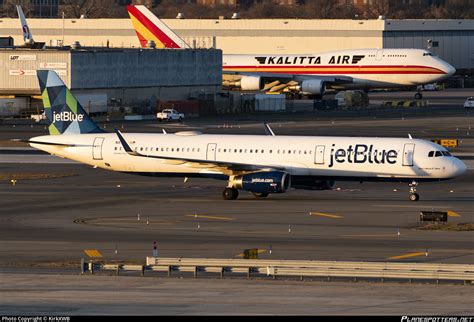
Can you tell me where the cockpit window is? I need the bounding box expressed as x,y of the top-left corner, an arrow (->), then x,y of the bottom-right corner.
423,52 -> 433,56
442,151 -> 451,156
428,151 -> 434,157
435,151 -> 442,157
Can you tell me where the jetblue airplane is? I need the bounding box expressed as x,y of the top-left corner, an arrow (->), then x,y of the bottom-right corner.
27,71 -> 466,201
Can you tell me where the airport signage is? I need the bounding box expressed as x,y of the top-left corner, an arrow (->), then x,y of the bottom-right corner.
9,69 -> 36,76
40,62 -> 67,69
9,54 -> 36,61
10,69 -> 66,76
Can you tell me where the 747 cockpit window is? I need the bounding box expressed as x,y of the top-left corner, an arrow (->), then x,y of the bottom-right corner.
428,151 -> 434,157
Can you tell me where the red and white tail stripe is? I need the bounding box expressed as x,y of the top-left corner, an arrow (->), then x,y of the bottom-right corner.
127,5 -> 189,49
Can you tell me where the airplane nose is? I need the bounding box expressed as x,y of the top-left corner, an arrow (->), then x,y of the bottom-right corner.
451,158 -> 467,177
444,62 -> 456,76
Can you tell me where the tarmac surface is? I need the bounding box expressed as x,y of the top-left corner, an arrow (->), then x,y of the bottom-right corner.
0,89 -> 473,315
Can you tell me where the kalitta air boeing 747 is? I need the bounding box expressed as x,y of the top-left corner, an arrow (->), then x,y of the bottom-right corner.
127,5 -> 456,99
26,71 -> 466,201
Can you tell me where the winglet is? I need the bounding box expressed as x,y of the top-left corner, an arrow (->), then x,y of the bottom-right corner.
114,129 -> 137,155
264,123 -> 276,136
408,134 -> 413,139
162,129 -> 167,134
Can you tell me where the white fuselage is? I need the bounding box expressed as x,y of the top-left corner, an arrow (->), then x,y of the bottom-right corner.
223,48 -> 455,89
30,132 -> 465,182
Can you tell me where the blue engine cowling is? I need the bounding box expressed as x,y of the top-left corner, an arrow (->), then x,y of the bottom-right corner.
233,171 -> 291,194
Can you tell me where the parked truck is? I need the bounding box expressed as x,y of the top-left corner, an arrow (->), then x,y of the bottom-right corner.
156,109 -> 184,122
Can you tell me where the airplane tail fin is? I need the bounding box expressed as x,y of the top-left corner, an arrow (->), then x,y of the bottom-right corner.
16,5 -> 34,45
37,70 -> 104,135
126,5 -> 190,49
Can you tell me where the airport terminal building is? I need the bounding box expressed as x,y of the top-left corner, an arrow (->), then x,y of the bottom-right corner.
1,17 -> 473,74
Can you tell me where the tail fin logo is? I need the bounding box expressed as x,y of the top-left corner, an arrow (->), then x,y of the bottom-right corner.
53,111 -> 84,123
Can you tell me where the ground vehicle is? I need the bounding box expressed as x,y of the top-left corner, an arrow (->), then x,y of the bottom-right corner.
156,109 -> 184,122
464,97 -> 474,109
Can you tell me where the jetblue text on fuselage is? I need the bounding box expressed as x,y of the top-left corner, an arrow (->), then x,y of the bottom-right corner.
53,111 -> 84,123
328,144 -> 398,168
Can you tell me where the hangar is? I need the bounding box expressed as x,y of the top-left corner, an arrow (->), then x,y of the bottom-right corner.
0,47 -> 221,117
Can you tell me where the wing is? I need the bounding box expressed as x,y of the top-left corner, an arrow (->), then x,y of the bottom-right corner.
223,71 -> 353,92
115,130 -> 285,176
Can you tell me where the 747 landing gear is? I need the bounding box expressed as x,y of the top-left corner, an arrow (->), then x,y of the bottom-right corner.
408,181 -> 420,201
222,187 -> 239,200
415,91 -> 423,100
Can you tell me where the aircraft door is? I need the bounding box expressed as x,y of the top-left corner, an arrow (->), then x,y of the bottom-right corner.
92,137 -> 105,160
403,143 -> 415,166
206,143 -> 217,161
314,145 -> 325,164
376,49 -> 384,61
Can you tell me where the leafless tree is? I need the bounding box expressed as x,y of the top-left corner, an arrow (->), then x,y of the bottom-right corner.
59,0 -> 119,18
1,0 -> 31,18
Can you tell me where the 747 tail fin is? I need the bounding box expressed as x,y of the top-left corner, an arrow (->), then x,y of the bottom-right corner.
37,70 -> 104,135
127,5 -> 190,49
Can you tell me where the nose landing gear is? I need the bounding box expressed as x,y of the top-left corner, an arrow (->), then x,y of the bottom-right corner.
409,181 -> 420,201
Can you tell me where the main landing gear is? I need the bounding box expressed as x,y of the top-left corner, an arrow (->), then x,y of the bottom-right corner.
408,180 -> 420,201
415,91 -> 423,100
222,187 -> 239,200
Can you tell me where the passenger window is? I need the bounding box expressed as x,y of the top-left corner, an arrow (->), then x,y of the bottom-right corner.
428,151 -> 434,157
239,149 -> 242,153
270,150 -> 272,154
435,151 -> 442,157
288,150 -> 291,154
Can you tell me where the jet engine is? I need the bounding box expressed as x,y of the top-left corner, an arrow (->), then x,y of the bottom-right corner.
300,79 -> 326,95
291,178 -> 335,190
232,171 -> 291,194
239,76 -> 263,91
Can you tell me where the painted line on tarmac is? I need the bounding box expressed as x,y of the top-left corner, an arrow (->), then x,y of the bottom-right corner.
447,211 -> 461,217
84,249 -> 103,258
342,234 -> 399,238
372,204 -> 452,208
235,249 -> 267,258
388,252 -> 427,260
309,212 -> 343,219
186,214 -> 235,221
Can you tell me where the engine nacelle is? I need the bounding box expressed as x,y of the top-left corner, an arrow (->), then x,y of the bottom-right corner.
291,178 -> 335,190
300,79 -> 326,95
239,76 -> 263,91
233,171 -> 291,194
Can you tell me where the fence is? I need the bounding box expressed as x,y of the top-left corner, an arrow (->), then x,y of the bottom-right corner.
83,257 -> 474,284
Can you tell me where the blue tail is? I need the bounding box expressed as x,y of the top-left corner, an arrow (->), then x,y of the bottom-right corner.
37,70 -> 103,135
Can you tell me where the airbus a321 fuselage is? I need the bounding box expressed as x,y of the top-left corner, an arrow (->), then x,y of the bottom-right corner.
28,70 -> 466,201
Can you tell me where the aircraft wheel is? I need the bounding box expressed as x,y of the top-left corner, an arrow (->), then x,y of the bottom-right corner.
415,93 -> 422,100
223,188 -> 239,200
409,193 -> 420,202
253,192 -> 269,198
